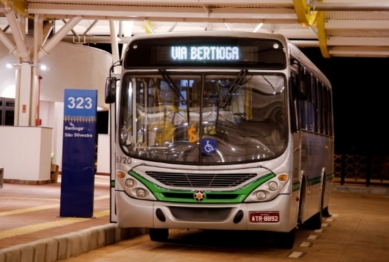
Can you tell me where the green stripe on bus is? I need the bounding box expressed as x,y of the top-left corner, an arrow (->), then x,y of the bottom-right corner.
326,173 -> 334,181
110,180 -> 115,187
307,176 -> 322,186
128,171 -> 275,204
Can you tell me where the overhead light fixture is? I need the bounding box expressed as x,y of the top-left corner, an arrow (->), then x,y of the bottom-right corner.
6,63 -> 47,71
253,23 -> 264,33
5,62 -> 21,69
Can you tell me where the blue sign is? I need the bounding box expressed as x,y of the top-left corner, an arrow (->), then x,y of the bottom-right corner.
60,89 -> 97,218
202,139 -> 216,154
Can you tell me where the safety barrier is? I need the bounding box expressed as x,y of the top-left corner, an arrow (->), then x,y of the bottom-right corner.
334,154 -> 389,186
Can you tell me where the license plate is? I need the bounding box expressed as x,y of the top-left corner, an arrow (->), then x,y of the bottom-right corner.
249,212 -> 280,223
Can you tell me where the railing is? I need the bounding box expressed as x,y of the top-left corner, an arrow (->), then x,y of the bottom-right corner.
334,154 -> 389,186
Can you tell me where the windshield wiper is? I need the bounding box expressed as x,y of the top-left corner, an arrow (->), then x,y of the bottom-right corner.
159,69 -> 187,104
215,69 -> 248,128
218,69 -> 248,108
159,69 -> 190,123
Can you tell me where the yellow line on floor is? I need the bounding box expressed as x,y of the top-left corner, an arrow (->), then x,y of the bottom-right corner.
0,197 -> 59,201
0,204 -> 60,217
0,195 -> 109,217
94,195 -> 110,201
0,210 -> 109,240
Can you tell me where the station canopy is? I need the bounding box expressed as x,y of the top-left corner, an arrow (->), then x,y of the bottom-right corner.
1,0 -> 389,58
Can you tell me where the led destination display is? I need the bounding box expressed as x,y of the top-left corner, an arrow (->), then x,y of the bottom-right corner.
124,36 -> 286,69
171,46 -> 240,61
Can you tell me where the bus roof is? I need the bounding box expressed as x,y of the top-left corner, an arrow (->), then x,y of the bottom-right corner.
125,31 -> 289,46
287,41 -> 332,89
124,31 -> 331,88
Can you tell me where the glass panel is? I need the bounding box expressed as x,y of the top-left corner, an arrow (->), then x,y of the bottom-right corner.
5,101 -> 15,107
5,110 -> 14,125
119,72 -> 287,165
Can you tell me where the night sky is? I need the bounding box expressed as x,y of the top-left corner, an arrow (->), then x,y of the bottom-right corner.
301,48 -> 389,155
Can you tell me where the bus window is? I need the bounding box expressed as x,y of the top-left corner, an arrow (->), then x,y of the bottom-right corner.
311,77 -> 318,134
318,82 -> 325,135
326,87 -> 333,136
299,67 -> 309,130
289,71 -> 300,132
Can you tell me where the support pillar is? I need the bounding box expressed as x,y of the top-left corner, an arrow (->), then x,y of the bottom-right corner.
31,15 -> 43,126
17,63 -> 33,126
109,20 -> 120,70
121,21 -> 133,60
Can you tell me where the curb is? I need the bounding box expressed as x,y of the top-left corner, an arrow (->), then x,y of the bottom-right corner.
0,224 -> 148,262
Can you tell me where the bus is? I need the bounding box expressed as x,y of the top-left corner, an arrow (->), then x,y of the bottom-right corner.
105,31 -> 334,248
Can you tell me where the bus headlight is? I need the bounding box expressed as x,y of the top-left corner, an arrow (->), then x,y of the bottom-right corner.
244,173 -> 289,202
116,171 -> 156,201
136,188 -> 147,198
268,181 -> 278,191
125,178 -> 135,188
256,191 -> 266,200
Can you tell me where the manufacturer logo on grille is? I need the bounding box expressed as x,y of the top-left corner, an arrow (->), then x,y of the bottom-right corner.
194,190 -> 205,201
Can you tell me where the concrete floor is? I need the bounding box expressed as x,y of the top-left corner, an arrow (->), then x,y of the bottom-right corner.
60,191 -> 389,262
1,176 -> 389,262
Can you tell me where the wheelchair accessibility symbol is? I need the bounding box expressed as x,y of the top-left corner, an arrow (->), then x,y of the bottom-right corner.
202,139 -> 216,153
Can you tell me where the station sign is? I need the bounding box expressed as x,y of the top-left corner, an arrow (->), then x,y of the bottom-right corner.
60,89 -> 97,218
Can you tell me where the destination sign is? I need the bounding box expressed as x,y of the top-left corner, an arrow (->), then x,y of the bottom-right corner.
171,46 -> 240,61
124,36 -> 286,69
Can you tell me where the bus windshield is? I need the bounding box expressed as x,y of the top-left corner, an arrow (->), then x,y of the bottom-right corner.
119,72 -> 287,164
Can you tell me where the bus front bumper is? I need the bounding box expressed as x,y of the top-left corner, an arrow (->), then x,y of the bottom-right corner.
116,191 -> 296,233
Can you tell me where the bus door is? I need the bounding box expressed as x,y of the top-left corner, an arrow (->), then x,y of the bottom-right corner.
290,62 -> 302,186
110,101 -> 118,223
106,74 -> 121,223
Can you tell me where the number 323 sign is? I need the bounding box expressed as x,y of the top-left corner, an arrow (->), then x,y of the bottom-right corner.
64,89 -> 97,117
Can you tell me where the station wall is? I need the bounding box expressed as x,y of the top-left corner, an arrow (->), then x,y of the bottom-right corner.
0,38 -> 112,108
0,38 -> 112,173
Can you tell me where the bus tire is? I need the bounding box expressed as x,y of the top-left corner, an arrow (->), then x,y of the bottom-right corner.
275,228 -> 296,249
321,175 -> 332,218
303,211 -> 322,230
297,176 -> 306,226
322,206 -> 331,218
149,228 -> 169,242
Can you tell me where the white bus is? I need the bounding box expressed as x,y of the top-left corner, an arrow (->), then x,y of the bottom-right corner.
105,32 -> 334,248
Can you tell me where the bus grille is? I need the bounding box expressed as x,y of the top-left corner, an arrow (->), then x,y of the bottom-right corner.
169,207 -> 231,222
146,172 -> 256,188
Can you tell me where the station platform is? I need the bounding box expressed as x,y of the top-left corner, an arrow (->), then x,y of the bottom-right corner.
0,175 -> 388,262
0,175 -> 147,262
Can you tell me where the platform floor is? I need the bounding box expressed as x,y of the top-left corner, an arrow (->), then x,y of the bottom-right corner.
1,175 -> 389,262
0,175 -> 111,250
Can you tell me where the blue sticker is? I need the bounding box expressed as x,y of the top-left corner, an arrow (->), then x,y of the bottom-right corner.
202,139 -> 216,153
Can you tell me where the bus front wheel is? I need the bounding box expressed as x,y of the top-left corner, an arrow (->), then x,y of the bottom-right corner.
149,228 -> 169,242
303,211 -> 322,230
275,228 -> 296,249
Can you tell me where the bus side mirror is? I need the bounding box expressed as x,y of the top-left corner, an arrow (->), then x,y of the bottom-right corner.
105,77 -> 117,103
